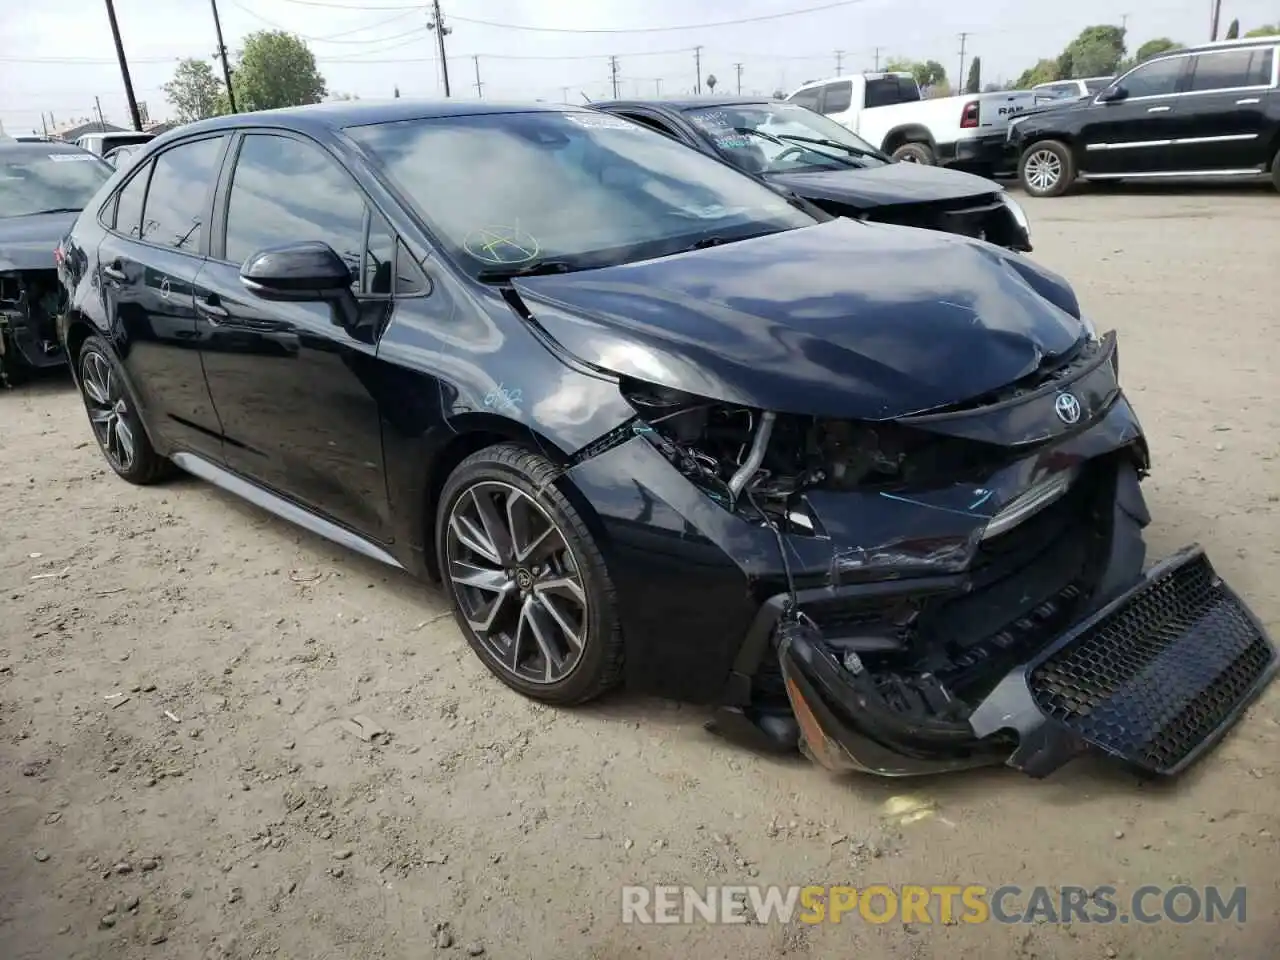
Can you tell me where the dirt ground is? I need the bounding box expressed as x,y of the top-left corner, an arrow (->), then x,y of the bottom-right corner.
3,182 -> 1279,960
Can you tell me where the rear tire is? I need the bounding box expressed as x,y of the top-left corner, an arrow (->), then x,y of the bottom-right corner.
1020,140 -> 1075,198
76,335 -> 172,485
1270,149 -> 1280,194
891,142 -> 935,165
435,442 -> 623,705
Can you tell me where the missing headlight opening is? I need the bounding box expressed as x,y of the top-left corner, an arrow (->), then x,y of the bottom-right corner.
620,377 -> 1015,533
0,270 -> 66,385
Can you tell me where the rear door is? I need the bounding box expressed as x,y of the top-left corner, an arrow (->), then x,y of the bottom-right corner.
1177,44 -> 1277,170
196,130 -> 400,541
1079,54 -> 1191,175
95,134 -> 229,459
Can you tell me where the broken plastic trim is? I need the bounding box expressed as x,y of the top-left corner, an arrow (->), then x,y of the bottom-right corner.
980,466 -> 1078,541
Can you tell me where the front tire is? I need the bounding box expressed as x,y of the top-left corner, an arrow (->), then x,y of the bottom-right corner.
435,443 -> 623,705
1270,149 -> 1280,194
1020,140 -> 1075,198
76,335 -> 171,485
891,142 -> 935,165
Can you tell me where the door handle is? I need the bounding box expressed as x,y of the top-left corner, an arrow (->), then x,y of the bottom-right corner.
101,262 -> 126,282
195,296 -> 229,320
1236,97 -> 1260,105
1146,106 -> 1171,113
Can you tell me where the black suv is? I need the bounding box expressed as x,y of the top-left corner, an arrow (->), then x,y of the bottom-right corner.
1009,37 -> 1279,197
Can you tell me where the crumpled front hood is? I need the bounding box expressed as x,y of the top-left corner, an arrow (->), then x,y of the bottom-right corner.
766,161 -> 1000,209
0,212 -> 76,272
513,218 -> 1086,420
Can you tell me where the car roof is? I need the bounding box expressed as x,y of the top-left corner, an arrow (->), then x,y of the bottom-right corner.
1179,37 -> 1279,55
171,99 -> 577,140
595,96 -> 777,112
0,141 -> 99,159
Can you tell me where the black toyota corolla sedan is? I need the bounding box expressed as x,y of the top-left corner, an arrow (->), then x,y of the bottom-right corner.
592,97 -> 1032,252
57,101 -> 1275,778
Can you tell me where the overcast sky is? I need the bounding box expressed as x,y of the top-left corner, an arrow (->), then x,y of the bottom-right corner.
3,0 -> 1277,134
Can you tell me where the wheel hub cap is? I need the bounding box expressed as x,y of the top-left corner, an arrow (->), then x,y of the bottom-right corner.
80,351 -> 135,471
445,481 -> 588,685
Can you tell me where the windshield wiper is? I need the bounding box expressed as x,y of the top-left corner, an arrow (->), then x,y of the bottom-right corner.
774,133 -> 881,159
475,259 -> 577,283
17,207 -> 83,216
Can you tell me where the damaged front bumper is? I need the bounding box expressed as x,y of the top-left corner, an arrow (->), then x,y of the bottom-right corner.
776,545 -> 1278,778
0,270 -> 67,380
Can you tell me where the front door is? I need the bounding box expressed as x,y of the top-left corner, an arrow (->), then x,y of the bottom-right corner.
196,131 -> 393,542
95,135 -> 229,459
1079,55 -> 1190,175
1176,45 -> 1277,170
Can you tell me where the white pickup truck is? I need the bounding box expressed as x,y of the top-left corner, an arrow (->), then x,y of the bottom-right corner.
786,73 -> 1036,175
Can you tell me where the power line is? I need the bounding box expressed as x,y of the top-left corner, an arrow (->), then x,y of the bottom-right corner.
265,0 -> 873,32
225,0 -> 422,43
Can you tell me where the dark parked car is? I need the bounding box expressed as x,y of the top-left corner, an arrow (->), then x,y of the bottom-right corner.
1,141 -> 113,384
594,97 -> 1031,251
1009,37 -> 1280,197
58,101 -> 1276,778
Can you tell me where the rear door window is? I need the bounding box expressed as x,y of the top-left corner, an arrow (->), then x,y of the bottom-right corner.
819,81 -> 852,114
139,136 -> 227,252
1188,47 -> 1274,91
112,161 -> 152,238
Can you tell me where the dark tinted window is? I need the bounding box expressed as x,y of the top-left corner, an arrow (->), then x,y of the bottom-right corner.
223,134 -> 365,281
788,87 -> 821,111
140,136 -> 225,251
1189,48 -> 1274,91
113,161 -> 152,237
1084,77 -> 1113,94
617,112 -> 680,139
865,77 -> 920,108
1121,56 -> 1186,97
820,80 -> 852,114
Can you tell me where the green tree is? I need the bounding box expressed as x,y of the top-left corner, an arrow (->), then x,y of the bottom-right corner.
230,30 -> 327,112
965,56 -> 981,94
1225,19 -> 1240,39
1063,25 -> 1127,78
162,58 -> 224,123
884,57 -> 948,91
1134,38 -> 1180,64
1244,24 -> 1279,37
1014,58 -> 1062,89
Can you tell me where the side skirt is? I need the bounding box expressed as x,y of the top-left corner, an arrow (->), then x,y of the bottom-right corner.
170,451 -> 405,571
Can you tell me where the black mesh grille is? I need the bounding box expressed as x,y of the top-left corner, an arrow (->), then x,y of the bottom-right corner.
1029,552 -> 1275,773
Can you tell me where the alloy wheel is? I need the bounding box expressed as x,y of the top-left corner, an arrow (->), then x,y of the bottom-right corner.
1024,149 -> 1062,193
80,350 -> 136,472
445,481 -> 588,685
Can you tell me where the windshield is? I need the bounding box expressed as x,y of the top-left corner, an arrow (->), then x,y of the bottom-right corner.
0,151 -> 112,217
347,110 -> 814,277
685,102 -> 887,175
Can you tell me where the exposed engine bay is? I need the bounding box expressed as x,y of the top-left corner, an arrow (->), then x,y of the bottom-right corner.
0,270 -> 66,385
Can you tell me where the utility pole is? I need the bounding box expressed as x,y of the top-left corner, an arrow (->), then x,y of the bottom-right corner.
694,46 -> 703,94
1209,0 -> 1221,40
472,55 -> 483,98
103,0 -> 143,131
427,0 -> 452,97
94,96 -> 106,131
957,33 -> 969,95
835,50 -> 845,76
734,62 -> 743,94
41,114 -> 49,138
873,46 -> 882,70
560,85 -> 570,101
1120,13 -> 1129,31
609,55 -> 620,98
209,0 -> 237,113
654,78 -> 662,96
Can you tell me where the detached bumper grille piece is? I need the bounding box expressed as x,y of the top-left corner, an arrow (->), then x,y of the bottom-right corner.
1028,550 -> 1276,774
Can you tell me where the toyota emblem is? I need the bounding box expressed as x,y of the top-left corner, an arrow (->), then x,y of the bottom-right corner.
1054,393 -> 1082,425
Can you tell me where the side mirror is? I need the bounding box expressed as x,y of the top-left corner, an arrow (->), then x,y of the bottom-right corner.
239,241 -> 353,303
1098,84 -> 1127,103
